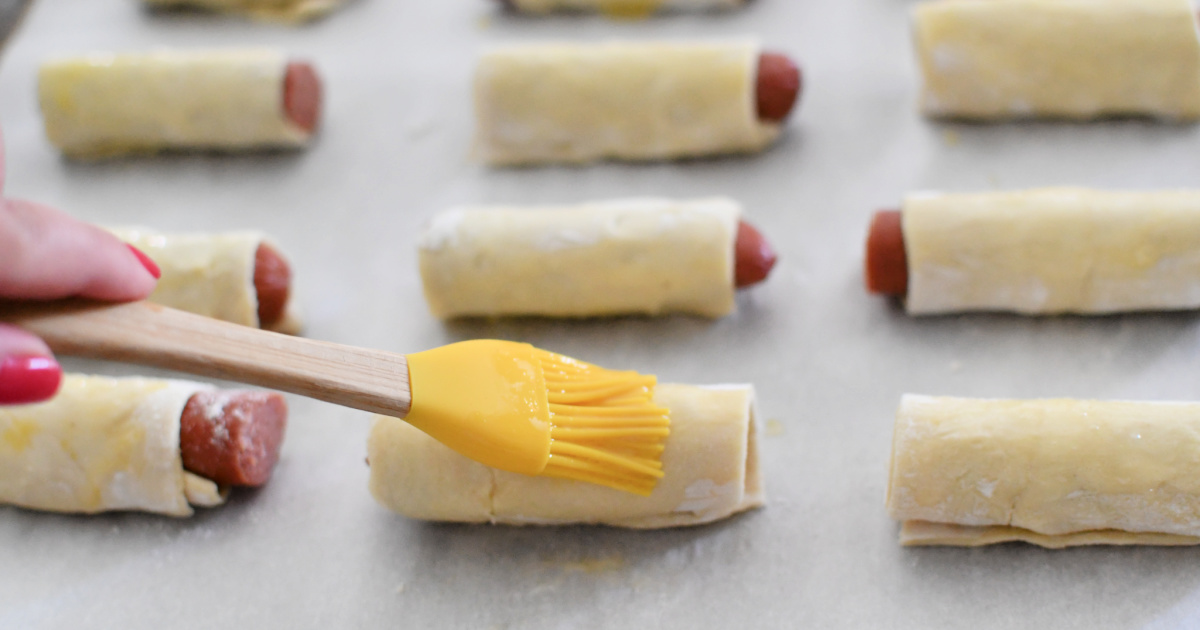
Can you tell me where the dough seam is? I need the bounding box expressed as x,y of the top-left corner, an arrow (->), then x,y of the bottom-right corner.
899,520 -> 1200,548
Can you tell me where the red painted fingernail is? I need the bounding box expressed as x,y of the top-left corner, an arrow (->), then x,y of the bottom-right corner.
0,355 -> 63,405
127,244 -> 161,279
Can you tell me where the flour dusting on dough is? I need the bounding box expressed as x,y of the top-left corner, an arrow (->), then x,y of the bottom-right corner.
536,229 -> 602,251
676,478 -> 738,514
421,209 -> 466,252
931,45 -> 966,72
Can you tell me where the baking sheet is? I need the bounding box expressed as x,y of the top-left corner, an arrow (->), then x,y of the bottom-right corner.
5,0 -> 1200,628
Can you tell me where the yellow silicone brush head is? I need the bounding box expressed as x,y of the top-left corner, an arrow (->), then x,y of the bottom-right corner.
404,340 -> 669,496
538,351 -> 669,495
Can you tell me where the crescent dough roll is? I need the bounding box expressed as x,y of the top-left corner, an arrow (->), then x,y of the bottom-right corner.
474,40 -> 779,165
904,188 -> 1200,315
913,0 -> 1200,120
887,395 -> 1200,548
111,227 -> 302,334
0,374 -> 226,516
142,0 -> 346,22
419,198 -> 738,318
368,384 -> 763,528
39,49 -> 310,158
509,0 -> 744,14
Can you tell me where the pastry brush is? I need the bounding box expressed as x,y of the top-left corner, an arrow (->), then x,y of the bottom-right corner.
0,300 -> 669,495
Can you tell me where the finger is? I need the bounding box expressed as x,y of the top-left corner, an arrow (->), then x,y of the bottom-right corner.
0,323 -> 61,405
0,126 -> 6,196
0,198 -> 159,301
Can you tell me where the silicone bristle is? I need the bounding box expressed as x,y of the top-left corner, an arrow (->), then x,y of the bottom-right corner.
536,350 -> 671,496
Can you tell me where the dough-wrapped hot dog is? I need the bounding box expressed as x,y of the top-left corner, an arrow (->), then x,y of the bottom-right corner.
498,0 -> 746,15
913,0 -> 1200,120
419,198 -> 776,319
111,227 -> 301,333
864,189 -> 1200,315
474,41 -> 800,165
368,384 -> 762,528
0,375 -> 287,516
143,0 -> 347,22
39,50 -> 322,158
888,395 -> 1200,547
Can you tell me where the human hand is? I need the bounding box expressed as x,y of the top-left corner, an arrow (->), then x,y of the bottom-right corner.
0,131 -> 160,405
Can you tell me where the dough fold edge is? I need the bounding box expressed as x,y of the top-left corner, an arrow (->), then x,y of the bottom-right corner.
899,520 -> 1200,548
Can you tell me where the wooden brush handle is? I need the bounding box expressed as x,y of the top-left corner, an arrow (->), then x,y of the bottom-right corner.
0,300 -> 412,417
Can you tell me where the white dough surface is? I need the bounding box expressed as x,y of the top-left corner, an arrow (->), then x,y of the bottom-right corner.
473,39 -> 778,164
38,48 -> 310,158
368,383 -> 762,528
5,0 -> 1200,628
888,395 -> 1200,542
419,197 -> 739,318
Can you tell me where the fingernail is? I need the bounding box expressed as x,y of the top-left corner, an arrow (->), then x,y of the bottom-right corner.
127,244 -> 161,280
0,355 -> 63,405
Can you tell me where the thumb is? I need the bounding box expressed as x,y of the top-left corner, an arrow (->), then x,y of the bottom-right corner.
0,323 -> 62,405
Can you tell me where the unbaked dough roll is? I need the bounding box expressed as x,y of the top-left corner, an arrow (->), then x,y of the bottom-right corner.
912,0 -> 1200,120
887,395 -> 1200,547
508,0 -> 745,15
111,227 -> 302,334
903,188 -> 1200,315
0,374 -> 224,516
39,49 -> 314,158
474,40 -> 780,165
142,0 -> 346,22
368,384 -> 763,528
420,198 -> 740,318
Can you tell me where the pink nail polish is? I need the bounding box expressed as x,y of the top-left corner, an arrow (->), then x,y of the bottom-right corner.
127,244 -> 162,280
0,355 -> 63,405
